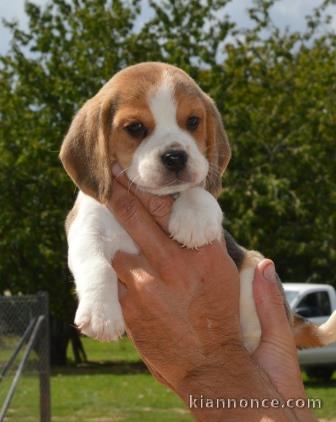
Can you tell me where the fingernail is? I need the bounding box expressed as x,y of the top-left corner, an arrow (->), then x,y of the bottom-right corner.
263,263 -> 276,282
112,163 -> 122,176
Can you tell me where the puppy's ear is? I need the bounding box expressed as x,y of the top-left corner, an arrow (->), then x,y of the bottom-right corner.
203,95 -> 231,197
59,94 -> 115,202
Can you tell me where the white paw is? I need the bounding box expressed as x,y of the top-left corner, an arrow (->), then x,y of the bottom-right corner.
168,187 -> 223,248
75,298 -> 125,342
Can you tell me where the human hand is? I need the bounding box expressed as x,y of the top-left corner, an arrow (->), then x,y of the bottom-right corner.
107,167 -> 314,420
107,170 -> 243,392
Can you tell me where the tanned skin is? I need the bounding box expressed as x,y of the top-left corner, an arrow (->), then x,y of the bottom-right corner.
107,166 -> 315,422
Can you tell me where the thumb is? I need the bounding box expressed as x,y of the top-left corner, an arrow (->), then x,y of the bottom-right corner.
253,259 -> 292,341
253,260 -> 307,407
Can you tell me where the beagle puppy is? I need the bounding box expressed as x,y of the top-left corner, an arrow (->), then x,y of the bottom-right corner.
60,62 -> 336,352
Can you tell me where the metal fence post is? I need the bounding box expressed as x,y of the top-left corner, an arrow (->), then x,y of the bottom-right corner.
37,292 -> 51,422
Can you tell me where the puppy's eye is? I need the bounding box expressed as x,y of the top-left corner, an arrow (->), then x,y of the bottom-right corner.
186,116 -> 200,131
124,122 -> 147,139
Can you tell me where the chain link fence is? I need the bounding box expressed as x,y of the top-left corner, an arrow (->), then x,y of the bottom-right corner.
0,292 -> 50,421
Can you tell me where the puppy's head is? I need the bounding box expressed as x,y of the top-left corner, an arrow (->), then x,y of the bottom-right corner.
60,62 -> 231,201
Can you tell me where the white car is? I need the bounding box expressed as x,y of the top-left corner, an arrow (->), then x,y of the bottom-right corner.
283,283 -> 336,381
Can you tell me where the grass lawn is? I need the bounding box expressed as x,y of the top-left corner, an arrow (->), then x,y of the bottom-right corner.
2,337 -> 191,421
1,337 -> 336,421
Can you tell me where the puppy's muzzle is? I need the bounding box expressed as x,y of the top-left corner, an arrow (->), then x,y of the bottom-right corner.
160,149 -> 188,173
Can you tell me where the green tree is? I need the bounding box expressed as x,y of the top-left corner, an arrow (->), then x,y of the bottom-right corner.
0,0 -> 335,364
218,1 -> 336,285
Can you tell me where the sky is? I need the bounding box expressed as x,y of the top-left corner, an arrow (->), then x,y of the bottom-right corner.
0,0 -> 335,55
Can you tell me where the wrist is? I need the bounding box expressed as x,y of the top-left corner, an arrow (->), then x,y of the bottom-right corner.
173,345 -> 300,421
175,344 -> 251,401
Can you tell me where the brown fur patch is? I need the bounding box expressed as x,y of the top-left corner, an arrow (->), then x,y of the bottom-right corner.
112,103 -> 155,170
59,93 -> 116,201
169,68 -> 231,197
170,71 -> 207,154
293,314 -> 324,348
203,95 -> 231,197
175,91 -> 207,153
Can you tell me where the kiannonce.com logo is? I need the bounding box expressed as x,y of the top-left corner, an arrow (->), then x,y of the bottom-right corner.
188,395 -> 322,410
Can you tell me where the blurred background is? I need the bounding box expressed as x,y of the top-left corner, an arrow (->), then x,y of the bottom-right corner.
0,0 -> 335,420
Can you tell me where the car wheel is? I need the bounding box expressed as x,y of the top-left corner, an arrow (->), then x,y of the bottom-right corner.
305,367 -> 335,381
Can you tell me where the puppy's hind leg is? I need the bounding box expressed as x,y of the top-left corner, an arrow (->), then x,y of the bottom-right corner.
239,251 -> 264,353
294,311 -> 336,349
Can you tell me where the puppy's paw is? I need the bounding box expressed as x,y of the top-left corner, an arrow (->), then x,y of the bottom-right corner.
168,187 -> 223,248
75,298 -> 125,342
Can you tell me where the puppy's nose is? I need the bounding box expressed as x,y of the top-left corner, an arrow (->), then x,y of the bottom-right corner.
161,150 -> 188,172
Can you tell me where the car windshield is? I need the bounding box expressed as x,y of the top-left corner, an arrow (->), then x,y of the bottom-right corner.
284,290 -> 299,305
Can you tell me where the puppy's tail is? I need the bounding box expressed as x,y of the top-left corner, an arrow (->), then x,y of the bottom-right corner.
294,311 -> 336,348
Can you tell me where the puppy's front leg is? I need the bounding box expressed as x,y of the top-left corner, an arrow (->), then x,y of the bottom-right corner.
73,261 -> 124,342
168,186 -> 223,248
